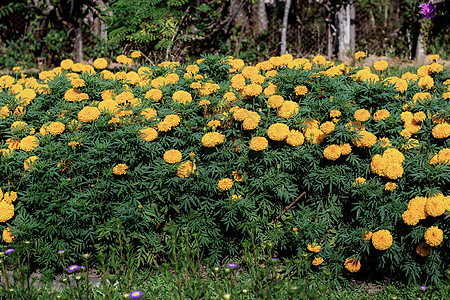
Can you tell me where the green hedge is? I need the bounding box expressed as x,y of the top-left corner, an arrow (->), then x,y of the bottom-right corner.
0,53 -> 449,283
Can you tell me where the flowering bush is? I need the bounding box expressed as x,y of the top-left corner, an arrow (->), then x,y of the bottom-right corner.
0,53 -> 449,283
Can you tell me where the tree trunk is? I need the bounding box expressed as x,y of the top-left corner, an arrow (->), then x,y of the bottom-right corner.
252,0 -> 268,34
280,0 -> 292,55
94,16 -> 101,36
74,17 -> 84,63
337,1 -> 352,60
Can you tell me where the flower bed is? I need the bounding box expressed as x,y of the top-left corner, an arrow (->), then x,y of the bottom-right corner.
0,53 -> 449,283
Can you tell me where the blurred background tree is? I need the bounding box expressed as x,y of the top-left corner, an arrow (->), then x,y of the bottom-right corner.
0,0 -> 448,69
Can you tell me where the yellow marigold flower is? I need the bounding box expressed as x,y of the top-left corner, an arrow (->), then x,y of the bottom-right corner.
263,83 -> 277,97
140,108 -> 157,120
413,111 -> 426,123
116,91 -> 134,104
285,130 -> 304,146
443,92 -> 450,99
424,226 -> 443,247
294,85 -> 308,96
363,231 -> 373,241
202,132 -> 225,147
267,95 -> 284,109
242,84 -> 262,97
373,60 -> 388,71
242,112 -> 260,130
407,196 -> 428,220
233,108 -> 249,121
15,88 -> 36,105
384,163 -> 403,180
6,137 -> 20,150
353,177 -> 366,186
304,128 -> 325,144
437,148 -> 450,164
98,100 -> 119,114
20,136 -> 39,151
383,148 -> 405,164
145,89 -> 163,102
416,242 -> 432,257
330,109 -> 341,118
139,127 -> 158,142
429,62 -> 443,73
373,109 -> 391,121
2,191 -> 17,204
218,178 -> 233,191
312,257 -> 324,266
385,182 -> 397,191
228,58 -> 245,71
157,121 -> 172,132
24,155 -> 38,171
267,123 -> 290,141
186,64 -> 199,74
344,257 -> 361,273
163,149 -> 182,164
151,77 -> 166,89
113,163 -> 128,175
307,243 -> 321,253
338,144 -> 351,155
46,122 -> 65,135
165,114 -> 181,127
78,107 -> 100,122
402,209 -> 420,226
231,74 -> 246,90
93,58 -> 108,69
278,101 -> 299,118
425,196 -> 446,217
68,141 -> 81,147
312,55 -> 326,66
177,161 -> 196,178
354,51 -> 366,60
242,66 -> 259,79
418,76 -> 434,89
172,90 -> 192,104
432,123 -> 450,139
249,136 -> 268,151
354,109 -> 371,122
320,121 -> 335,135
130,51 -> 141,58
60,59 -> 74,70
232,170 -> 244,182
165,73 -> 179,85
125,71 -> 140,85
372,229 -> 393,250
3,227 -> 15,243
199,100 -> 211,106
428,54 -> 439,61
352,130 -> 377,148
324,144 -> 342,161
11,121 -> 27,133
0,105 -> 10,118
0,201 -> 14,222
116,55 -> 131,65
250,74 -> 265,84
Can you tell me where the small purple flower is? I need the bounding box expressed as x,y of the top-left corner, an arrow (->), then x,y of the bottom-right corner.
419,2 -> 436,19
82,253 -> 90,258
129,290 -> 143,299
272,258 -> 278,261
227,263 -> 237,269
68,265 -> 80,273
58,250 -> 65,254
80,265 -> 86,269
419,285 -> 427,291
5,249 -> 15,254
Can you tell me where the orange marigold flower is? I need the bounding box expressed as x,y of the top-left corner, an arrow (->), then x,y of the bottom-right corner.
307,243 -> 321,253
354,51 -> 366,60
425,196 -> 446,217
402,209 -> 420,226
20,136 -> 39,151
340,143 -> 352,155
363,231 -> 373,241
353,177 -> 366,186
344,257 -> 361,273
218,178 -> 233,191
372,229 -> 393,250
113,163 -> 128,175
249,136 -> 268,151
329,109 -> 341,118
0,201 -> 14,222
416,242 -> 432,257
384,182 -> 397,191
177,161 -> 196,178
352,130 -> 377,148
267,95 -> 284,109
320,121 -> 335,135
202,132 -> 225,147
267,123 -> 290,141
354,109 -> 371,122
373,109 -> 390,121
46,122 -> 65,135
294,85 -> 308,96
312,257 -> 324,266
432,123 -> 450,139
24,155 -> 38,171
163,149 -> 182,164
285,130 -> 304,146
93,58 -> 108,69
323,144 -> 342,161
139,127 -> 158,142
424,226 -> 443,247
2,227 -> 15,243
277,101 -> 299,118
373,60 -> 388,71
172,90 -> 192,104
78,107 -> 100,122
